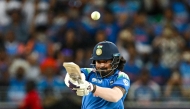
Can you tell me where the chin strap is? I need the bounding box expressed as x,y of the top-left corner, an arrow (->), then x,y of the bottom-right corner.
95,60 -> 119,78
95,68 -> 115,78
91,56 -> 120,78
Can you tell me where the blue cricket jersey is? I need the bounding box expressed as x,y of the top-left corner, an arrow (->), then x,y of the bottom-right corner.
80,68 -> 130,109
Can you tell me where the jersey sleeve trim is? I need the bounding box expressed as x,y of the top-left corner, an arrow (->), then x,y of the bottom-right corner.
117,72 -> 130,80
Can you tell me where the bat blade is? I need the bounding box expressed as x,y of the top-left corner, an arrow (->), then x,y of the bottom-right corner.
63,62 -> 82,81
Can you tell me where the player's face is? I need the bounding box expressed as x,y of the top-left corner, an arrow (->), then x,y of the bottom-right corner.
95,60 -> 112,76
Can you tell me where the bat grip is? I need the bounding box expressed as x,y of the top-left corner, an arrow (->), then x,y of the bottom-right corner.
70,75 -> 80,81
70,74 -> 83,84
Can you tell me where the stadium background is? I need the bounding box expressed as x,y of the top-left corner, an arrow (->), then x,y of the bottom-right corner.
0,0 -> 190,109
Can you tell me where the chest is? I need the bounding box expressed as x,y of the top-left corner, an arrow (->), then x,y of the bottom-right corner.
87,73 -> 117,88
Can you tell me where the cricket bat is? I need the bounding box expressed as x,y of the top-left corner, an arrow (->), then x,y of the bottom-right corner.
63,62 -> 82,82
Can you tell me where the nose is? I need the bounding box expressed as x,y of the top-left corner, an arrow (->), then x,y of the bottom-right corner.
99,62 -> 105,68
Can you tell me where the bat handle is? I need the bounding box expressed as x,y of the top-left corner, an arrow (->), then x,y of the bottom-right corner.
70,75 -> 80,80
70,75 -> 83,84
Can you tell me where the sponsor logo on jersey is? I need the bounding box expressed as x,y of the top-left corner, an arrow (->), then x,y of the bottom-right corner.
110,80 -> 114,85
123,79 -> 129,86
98,79 -> 102,84
92,78 -> 97,82
92,78 -> 102,84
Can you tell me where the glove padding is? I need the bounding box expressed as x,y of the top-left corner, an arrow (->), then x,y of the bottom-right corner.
64,73 -> 80,90
64,73 -> 94,96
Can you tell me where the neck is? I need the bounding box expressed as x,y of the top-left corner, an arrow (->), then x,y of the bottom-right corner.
99,69 -> 116,78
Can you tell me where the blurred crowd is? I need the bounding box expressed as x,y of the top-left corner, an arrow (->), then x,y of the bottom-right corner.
0,0 -> 190,108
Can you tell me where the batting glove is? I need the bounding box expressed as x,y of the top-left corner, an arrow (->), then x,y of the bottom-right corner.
64,73 -> 80,90
64,73 -> 96,96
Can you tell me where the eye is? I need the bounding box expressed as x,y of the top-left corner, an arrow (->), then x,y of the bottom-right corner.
96,60 -> 110,64
96,61 -> 102,64
96,60 -> 100,63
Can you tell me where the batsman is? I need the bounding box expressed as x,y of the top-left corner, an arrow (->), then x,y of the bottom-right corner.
64,41 -> 130,109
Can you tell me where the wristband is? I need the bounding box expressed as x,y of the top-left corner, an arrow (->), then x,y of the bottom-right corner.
92,84 -> 96,93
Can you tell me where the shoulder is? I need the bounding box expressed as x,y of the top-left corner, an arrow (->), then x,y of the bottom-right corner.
81,68 -> 94,74
118,71 -> 130,80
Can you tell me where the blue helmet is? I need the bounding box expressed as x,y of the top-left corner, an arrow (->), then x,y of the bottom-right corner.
90,41 -> 121,78
90,41 -> 120,60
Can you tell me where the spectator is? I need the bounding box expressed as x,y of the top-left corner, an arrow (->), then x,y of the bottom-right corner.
123,45 -> 142,83
183,27 -> 190,49
164,70 -> 186,101
74,48 -> 86,68
5,8 -> 29,43
0,49 -> 9,101
37,57 -> 66,109
4,30 -> 19,57
153,25 -> 185,69
148,48 -> 171,86
94,29 -> 107,45
0,0 -> 11,26
116,28 -> 135,61
171,0 -> 189,33
128,67 -> 161,104
26,52 -> 41,81
60,28 -> 78,62
7,58 -> 30,104
109,0 -> 141,17
132,11 -> 153,57
179,50 -> 190,98
99,7 -> 120,43
18,80 -> 43,109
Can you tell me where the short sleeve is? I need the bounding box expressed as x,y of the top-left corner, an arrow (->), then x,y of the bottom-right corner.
111,72 -> 130,93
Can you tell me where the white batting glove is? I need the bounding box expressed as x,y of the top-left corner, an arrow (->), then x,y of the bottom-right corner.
64,73 -> 80,90
64,73 -> 96,96
64,73 -> 70,87
76,73 -> 96,96
76,80 -> 93,96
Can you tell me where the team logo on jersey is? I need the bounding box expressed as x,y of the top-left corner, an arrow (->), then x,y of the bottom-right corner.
96,49 -> 102,55
123,79 -> 129,86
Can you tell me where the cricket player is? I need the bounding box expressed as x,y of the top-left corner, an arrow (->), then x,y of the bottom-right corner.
64,41 -> 130,109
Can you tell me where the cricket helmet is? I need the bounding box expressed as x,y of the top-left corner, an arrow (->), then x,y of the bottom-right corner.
90,41 -> 120,60
90,41 -> 121,78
